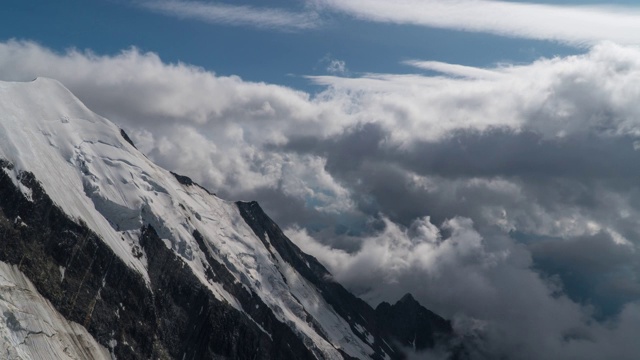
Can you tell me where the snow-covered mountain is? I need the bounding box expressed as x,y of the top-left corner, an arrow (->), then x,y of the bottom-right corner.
0,78 -> 460,359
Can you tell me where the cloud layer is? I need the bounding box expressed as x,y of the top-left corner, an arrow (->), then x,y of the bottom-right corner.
140,0 -> 320,30
2,40 -> 640,358
136,0 -> 640,47
314,0 -> 640,46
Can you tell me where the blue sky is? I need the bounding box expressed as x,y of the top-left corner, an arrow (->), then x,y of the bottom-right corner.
5,1 -> 640,358
0,0 -> 590,91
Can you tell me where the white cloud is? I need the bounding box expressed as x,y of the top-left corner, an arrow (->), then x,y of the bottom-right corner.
307,42 -> 640,143
140,0 -> 320,30
286,216 -> 640,360
327,59 -> 347,75
318,54 -> 350,76
403,60 -> 504,80
137,0 -> 640,46
314,0 -> 640,46
0,40 -> 352,214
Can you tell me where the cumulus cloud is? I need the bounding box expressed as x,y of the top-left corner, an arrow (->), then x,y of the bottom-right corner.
3,39 -> 640,358
139,0 -> 320,30
320,55 -> 349,76
308,42 -> 640,143
326,59 -> 347,75
137,0 -> 640,46
287,217 -> 640,360
314,0 -> 640,46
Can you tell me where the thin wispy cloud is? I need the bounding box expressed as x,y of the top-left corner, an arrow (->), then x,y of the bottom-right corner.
403,60 -> 505,80
141,0 -> 320,30
139,0 -> 640,44
316,0 -> 640,46
319,54 -> 350,76
326,58 -> 347,75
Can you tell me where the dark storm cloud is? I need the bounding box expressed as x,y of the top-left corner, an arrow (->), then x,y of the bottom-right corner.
281,122 -> 640,230
287,123 -> 640,182
529,231 -> 640,317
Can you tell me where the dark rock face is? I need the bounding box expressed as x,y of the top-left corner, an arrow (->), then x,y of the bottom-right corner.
120,128 -> 137,149
171,171 -> 215,196
0,159 -> 156,358
237,201 -> 464,360
190,230 -> 318,359
0,161 -> 313,359
375,293 -> 453,350
141,226 -> 315,360
237,201 -> 396,359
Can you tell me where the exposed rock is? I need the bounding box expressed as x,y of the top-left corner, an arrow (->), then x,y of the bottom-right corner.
119,129 -> 137,150
375,293 -> 453,350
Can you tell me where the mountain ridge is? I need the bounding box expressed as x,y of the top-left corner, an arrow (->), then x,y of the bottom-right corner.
0,77 -> 461,359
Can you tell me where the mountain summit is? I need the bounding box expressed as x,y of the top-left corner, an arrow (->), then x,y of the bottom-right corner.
0,78 -> 459,359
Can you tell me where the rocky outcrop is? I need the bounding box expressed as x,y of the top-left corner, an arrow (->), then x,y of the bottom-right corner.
237,201 -> 465,360
375,294 -> 453,350
0,161 -> 315,359
0,260 -> 112,360
0,160 -> 156,358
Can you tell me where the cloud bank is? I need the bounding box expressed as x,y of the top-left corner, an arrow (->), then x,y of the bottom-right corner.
2,40 -> 640,358
140,0 -> 320,30
314,0 -> 640,46
136,0 -> 640,48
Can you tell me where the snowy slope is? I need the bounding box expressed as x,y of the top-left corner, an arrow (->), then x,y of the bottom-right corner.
0,261 -> 111,360
0,78 -> 380,359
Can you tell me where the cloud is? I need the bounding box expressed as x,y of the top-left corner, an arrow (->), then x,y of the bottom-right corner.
136,0 -> 640,47
287,216 -> 640,360
317,54 -> 350,76
307,42 -> 640,143
314,0 -> 640,46
326,60 -> 348,76
327,59 -> 347,74
3,39 -> 640,358
0,40 -> 354,227
403,60 -> 504,80
529,231 -> 640,318
140,0 -> 320,30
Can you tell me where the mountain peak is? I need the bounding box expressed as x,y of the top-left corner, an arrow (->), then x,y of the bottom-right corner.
0,78 -> 461,359
119,128 -> 138,149
375,293 -> 455,353
399,292 -> 417,304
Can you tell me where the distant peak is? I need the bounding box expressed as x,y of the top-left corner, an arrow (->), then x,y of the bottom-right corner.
120,129 -> 137,149
170,171 -> 215,196
0,77 -> 77,101
398,293 -> 417,304
26,76 -> 61,85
